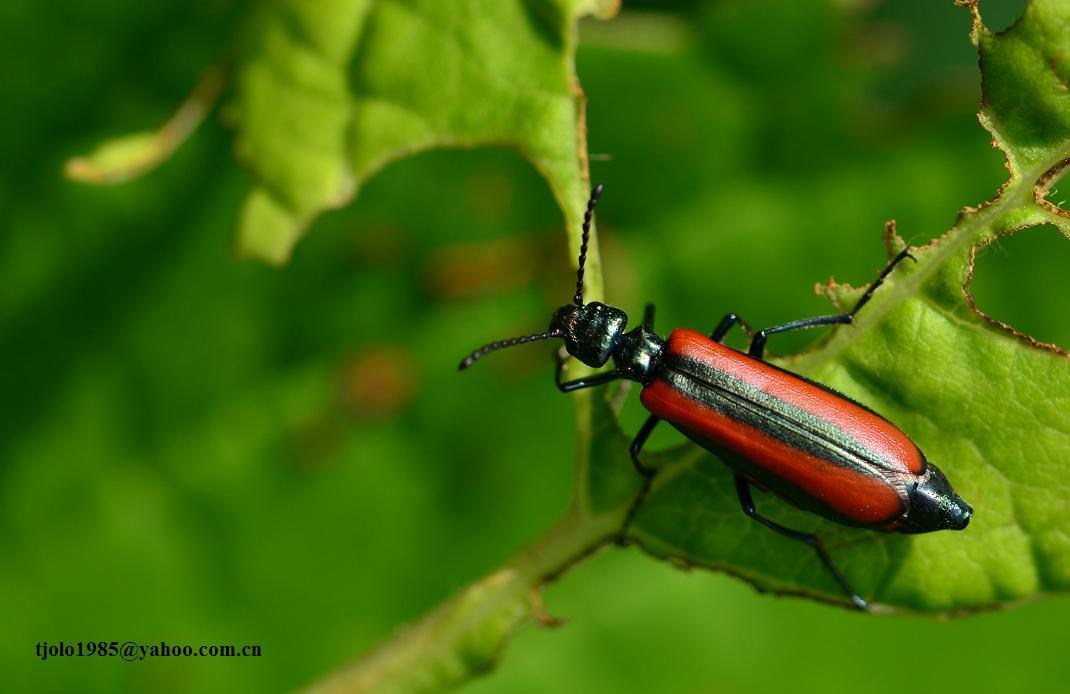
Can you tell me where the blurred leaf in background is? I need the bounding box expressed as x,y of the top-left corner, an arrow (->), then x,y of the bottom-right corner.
4,0 -> 1070,693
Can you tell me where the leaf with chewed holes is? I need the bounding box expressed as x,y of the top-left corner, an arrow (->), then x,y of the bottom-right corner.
605,0 -> 1070,613
67,0 -> 618,268
235,0 -> 618,264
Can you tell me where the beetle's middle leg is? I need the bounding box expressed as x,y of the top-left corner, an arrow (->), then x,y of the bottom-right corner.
623,314 -> 754,537
733,475 -> 868,610
625,301 -> 664,477
619,415 -> 661,540
618,302 -> 663,538
711,313 -> 754,343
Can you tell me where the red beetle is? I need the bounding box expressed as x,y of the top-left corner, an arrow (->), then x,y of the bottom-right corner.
460,185 -> 972,609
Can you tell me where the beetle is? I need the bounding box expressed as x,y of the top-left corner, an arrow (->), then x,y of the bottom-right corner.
459,184 -> 972,609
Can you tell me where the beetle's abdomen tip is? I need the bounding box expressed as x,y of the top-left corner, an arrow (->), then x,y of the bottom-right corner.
949,496 -> 972,531
902,465 -> 973,533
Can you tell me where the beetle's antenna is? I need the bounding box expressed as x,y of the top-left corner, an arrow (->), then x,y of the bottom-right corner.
572,184 -> 604,307
458,329 -> 563,370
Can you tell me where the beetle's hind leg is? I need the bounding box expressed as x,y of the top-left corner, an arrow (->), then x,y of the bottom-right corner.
733,475 -> 868,610
747,248 -> 915,359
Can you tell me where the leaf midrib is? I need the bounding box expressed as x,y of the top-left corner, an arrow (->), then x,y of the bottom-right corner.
785,144 -> 1070,376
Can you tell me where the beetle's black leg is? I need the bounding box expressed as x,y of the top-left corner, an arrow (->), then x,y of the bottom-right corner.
630,415 -> 660,477
622,310 -> 746,539
748,248 -> 915,360
622,307 -> 657,530
748,314 -> 852,359
554,344 -> 620,392
711,313 -> 754,343
619,298 -> 657,538
642,303 -> 656,329
848,247 -> 916,315
619,415 -> 661,539
733,475 -> 868,610
556,370 -> 620,393
629,304 -> 659,475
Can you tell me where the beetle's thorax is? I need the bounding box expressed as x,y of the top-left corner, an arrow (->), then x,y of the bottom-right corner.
550,301 -> 664,383
612,325 -> 664,383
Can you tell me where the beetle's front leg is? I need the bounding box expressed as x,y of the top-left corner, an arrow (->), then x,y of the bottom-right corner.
554,346 -> 620,393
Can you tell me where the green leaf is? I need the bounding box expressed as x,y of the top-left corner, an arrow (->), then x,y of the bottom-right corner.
303,508 -> 620,694
66,1 -> 618,269
609,0 -> 1070,613
64,67 -> 225,184
234,0 -> 617,265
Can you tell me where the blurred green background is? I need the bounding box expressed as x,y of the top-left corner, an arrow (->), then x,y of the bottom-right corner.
4,0 -> 1070,692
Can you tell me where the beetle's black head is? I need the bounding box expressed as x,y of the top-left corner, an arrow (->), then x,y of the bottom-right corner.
549,302 -> 628,368
900,464 -> 972,533
458,184 -> 614,372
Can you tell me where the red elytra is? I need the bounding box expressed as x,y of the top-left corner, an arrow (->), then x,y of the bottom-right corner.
641,329 -> 924,527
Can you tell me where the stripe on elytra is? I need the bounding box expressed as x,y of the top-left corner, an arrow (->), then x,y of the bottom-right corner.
663,354 -> 892,480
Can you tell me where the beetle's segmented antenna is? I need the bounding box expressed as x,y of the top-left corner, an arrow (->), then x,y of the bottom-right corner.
458,329 -> 563,370
572,184 -> 604,307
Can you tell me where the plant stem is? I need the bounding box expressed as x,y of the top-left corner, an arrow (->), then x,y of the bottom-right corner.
303,505 -> 619,694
